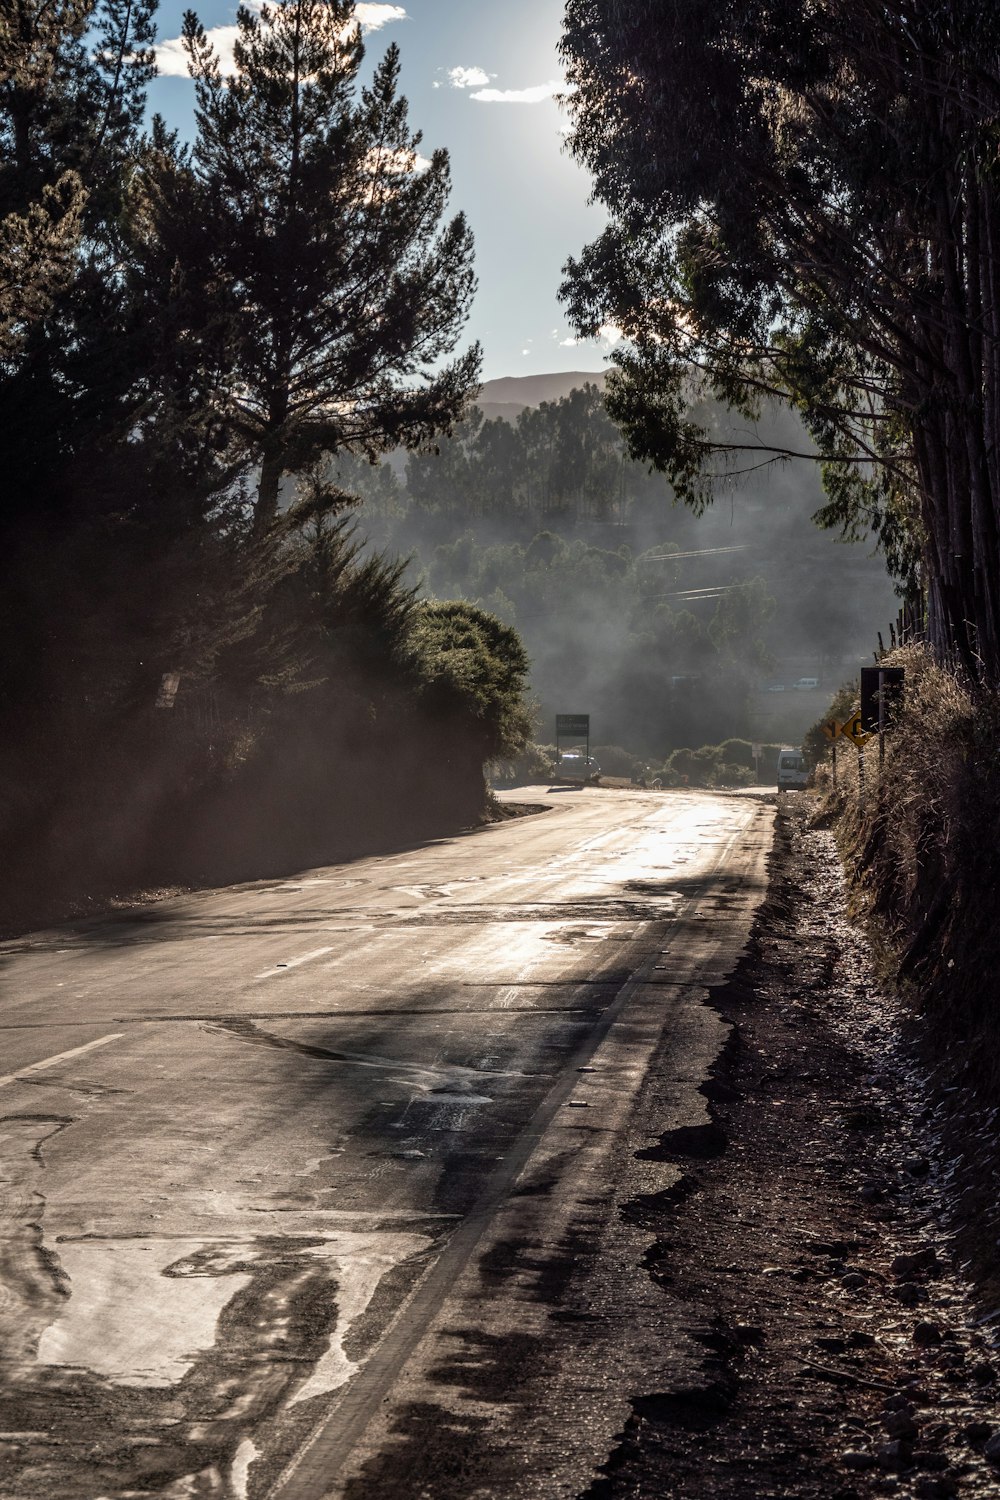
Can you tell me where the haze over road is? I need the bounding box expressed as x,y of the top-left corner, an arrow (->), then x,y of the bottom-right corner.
0,787 -> 772,1499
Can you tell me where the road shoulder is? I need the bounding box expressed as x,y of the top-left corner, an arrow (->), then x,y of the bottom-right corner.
586,797 -> 1000,1500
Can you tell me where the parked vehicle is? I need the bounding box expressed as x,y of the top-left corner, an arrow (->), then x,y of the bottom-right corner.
776,748 -> 809,789
557,752 -> 601,783
793,676 -> 820,691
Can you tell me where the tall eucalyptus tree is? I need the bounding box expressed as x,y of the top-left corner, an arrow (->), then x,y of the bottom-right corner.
561,0 -> 1000,680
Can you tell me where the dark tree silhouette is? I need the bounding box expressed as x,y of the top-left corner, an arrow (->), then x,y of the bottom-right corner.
144,0 -> 480,535
561,0 -> 1000,682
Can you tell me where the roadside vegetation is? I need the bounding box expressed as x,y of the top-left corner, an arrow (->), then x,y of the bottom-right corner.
0,0 -> 530,927
497,736 -> 785,789
812,646 -> 1000,1097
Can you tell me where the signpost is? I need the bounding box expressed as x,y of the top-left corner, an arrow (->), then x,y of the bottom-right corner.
860,666 -> 905,735
818,667 -> 904,795
861,665 -> 905,774
555,713 -> 590,771
836,710 -> 872,794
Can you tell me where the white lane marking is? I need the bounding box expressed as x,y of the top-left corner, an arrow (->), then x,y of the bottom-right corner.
0,1033 -> 124,1089
253,947 -> 333,981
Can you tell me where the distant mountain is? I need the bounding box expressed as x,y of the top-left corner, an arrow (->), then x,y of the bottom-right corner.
478,370 -> 607,422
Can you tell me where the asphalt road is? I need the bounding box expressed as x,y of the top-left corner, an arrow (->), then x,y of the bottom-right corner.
0,785 -> 773,1500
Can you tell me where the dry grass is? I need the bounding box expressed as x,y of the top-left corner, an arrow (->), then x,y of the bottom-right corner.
820,645 -> 1000,1097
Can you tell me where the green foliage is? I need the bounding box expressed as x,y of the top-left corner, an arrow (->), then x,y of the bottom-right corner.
0,1 -> 532,915
662,739 -> 780,787
410,600 -> 532,762
140,0 -> 480,533
1,0 -> 158,522
708,579 -> 775,673
404,383 -> 670,527
560,0 -> 1000,679
0,170 -> 85,358
491,740 -> 556,785
592,744 -> 641,778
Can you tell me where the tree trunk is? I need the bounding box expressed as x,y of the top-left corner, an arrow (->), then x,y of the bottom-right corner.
254,449 -> 284,536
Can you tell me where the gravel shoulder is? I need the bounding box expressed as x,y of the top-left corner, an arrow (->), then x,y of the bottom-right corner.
587,794 -> 1000,1500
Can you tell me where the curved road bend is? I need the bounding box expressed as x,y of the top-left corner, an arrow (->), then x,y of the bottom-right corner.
0,785 -> 773,1500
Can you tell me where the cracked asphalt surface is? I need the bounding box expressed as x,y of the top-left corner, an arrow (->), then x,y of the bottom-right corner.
0,786 -> 773,1499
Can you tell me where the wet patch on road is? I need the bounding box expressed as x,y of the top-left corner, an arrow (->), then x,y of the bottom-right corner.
0,1168 -> 437,1500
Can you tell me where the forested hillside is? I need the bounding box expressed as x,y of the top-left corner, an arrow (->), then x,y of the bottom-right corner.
0,0 -> 530,925
333,380 -> 897,755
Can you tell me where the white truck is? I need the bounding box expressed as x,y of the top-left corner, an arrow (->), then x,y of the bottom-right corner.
776,748 -> 809,790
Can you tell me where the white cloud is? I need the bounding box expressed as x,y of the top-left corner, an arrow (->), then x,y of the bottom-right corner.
355,4 -> 406,30
155,3 -> 406,79
599,322 -> 624,345
471,79 -> 561,104
558,336 -> 578,347
447,65 -> 491,89
155,30 -> 234,76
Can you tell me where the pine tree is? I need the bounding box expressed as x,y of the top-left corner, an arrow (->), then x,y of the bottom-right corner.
144,0 -> 480,536
0,0 -> 157,518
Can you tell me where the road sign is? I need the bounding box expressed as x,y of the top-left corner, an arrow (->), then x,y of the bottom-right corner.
860,666 -> 905,734
840,713 -> 871,748
821,720 -> 840,741
556,714 -> 590,737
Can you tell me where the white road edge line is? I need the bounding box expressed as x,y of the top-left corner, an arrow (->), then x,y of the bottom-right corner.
0,1032 -> 125,1089
254,946 -> 334,981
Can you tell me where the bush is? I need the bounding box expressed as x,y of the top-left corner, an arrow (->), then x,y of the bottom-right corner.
655,739 -> 783,785
492,741 -> 556,785
712,761 -> 756,787
665,745 -> 719,784
592,744 -> 642,778
411,600 -> 533,763
717,737 -> 753,768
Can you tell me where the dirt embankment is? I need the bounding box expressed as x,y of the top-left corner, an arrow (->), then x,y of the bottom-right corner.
589,795 -> 1000,1500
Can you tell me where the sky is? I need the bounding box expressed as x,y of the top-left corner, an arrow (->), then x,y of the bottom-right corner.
147,0 -> 614,383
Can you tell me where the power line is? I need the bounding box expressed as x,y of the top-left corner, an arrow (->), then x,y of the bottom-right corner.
639,545 -> 750,562
653,586 -> 739,600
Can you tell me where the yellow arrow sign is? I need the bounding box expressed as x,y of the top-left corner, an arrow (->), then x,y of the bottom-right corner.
821,720 -> 840,741
840,714 -> 871,748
